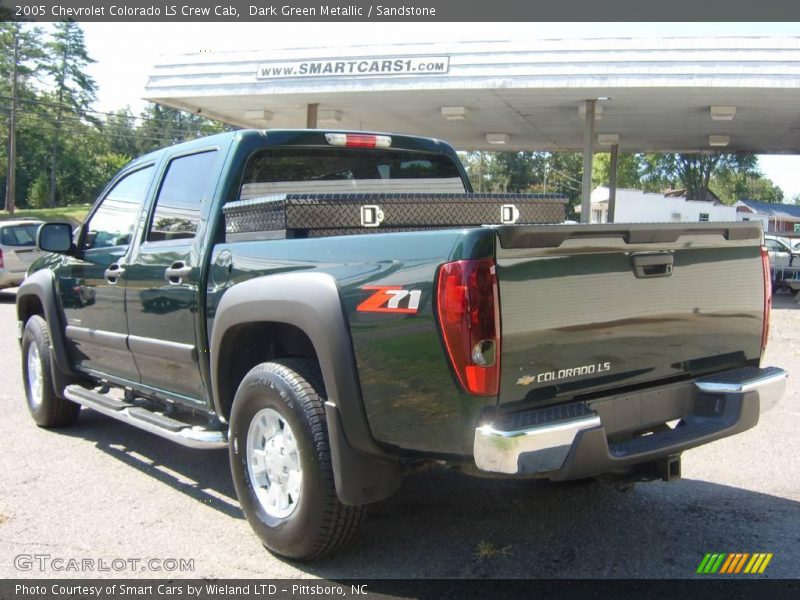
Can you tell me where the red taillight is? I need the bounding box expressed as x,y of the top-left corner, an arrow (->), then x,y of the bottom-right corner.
436,259 -> 501,396
324,133 -> 392,148
761,246 -> 772,355
0,248 -> 3,269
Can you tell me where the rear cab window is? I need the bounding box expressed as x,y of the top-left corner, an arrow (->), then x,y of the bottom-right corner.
239,148 -> 466,199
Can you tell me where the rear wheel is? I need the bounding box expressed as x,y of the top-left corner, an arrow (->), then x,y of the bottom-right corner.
229,359 -> 364,560
21,315 -> 80,428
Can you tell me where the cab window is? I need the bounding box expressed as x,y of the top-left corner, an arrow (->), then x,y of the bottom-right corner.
84,167 -> 153,250
147,151 -> 219,242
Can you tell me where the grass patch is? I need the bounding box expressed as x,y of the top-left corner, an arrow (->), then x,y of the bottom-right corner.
474,539 -> 513,560
0,205 -> 90,226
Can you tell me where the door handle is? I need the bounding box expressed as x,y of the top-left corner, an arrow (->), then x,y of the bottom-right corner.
104,263 -> 126,285
165,262 -> 192,285
631,252 -> 674,279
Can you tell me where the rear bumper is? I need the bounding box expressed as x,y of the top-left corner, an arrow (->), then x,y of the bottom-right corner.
473,366 -> 786,479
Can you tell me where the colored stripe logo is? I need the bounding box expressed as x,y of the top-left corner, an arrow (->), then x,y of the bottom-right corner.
697,553 -> 773,574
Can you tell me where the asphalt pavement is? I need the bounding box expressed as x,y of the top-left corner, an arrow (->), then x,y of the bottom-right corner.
0,288 -> 797,580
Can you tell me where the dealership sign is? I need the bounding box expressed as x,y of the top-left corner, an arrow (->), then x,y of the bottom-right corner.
256,56 -> 450,79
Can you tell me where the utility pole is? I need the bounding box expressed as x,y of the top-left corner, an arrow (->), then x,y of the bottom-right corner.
4,27 -> 19,215
306,103 -> 318,128
50,37 -> 68,208
608,143 -> 619,223
580,99 -> 596,224
543,158 -> 548,194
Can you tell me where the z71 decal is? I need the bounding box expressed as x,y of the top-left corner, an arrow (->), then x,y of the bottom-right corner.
357,286 -> 422,314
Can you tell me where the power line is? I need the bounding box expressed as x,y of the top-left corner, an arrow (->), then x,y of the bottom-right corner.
0,100 -> 225,137
546,166 -> 584,187
0,113 -> 210,147
0,106 -> 224,145
0,93 -> 222,127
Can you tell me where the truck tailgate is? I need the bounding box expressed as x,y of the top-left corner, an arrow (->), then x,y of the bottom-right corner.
495,223 -> 766,405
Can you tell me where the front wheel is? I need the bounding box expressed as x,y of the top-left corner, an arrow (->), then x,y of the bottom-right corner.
228,359 -> 364,560
21,315 -> 80,428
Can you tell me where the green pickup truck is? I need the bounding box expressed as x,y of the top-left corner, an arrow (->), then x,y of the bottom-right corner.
17,129 -> 786,560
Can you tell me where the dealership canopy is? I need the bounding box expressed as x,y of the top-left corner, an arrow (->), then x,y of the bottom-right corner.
143,36 -> 800,221
144,36 -> 800,153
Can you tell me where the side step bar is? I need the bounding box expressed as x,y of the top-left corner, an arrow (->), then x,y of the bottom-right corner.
64,385 -> 228,450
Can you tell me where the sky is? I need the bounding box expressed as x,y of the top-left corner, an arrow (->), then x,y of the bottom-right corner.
78,21 -> 800,200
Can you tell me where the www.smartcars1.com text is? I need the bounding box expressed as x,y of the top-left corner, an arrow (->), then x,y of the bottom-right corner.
19,4 -> 437,18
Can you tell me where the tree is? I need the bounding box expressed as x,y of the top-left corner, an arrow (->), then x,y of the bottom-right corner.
642,152 -> 758,201
713,168 -> 784,204
42,21 -> 98,207
460,151 -> 493,192
491,151 -> 547,192
592,152 -> 652,191
0,22 -> 44,213
135,102 -> 230,154
103,108 -> 138,159
460,150 -> 584,203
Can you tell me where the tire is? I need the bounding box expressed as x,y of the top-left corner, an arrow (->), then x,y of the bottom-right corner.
229,359 -> 365,560
21,315 -> 80,428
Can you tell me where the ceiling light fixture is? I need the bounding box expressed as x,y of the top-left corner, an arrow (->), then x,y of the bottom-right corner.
710,106 -> 736,121
597,134 -> 619,145
441,106 -> 469,120
318,109 -> 343,123
486,133 -> 509,145
244,110 -> 273,121
708,135 -> 730,147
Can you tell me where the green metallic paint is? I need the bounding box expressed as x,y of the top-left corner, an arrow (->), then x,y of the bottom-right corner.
124,241 -> 206,402
497,244 -> 764,408
206,228 -> 497,455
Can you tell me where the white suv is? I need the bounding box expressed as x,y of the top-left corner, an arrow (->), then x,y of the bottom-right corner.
0,219 -> 44,290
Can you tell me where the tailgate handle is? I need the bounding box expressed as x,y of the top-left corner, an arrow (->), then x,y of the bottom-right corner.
631,252 -> 674,278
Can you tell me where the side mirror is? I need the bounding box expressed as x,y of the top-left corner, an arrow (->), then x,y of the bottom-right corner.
37,222 -> 73,254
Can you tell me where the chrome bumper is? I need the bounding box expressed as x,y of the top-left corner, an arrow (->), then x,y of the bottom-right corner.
474,366 -> 787,476
694,366 -> 786,413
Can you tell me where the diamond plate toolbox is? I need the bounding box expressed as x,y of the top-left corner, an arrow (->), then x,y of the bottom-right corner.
223,193 -> 568,239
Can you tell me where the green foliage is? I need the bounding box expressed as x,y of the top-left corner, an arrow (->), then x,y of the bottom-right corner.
492,152 -> 547,192
0,205 -> 90,225
43,21 -> 97,115
592,153 -> 655,191
462,150 -> 584,218
0,23 -> 233,215
591,150 -> 782,204
712,169 -> 784,204
103,108 -> 138,159
642,153 -> 759,201
135,103 -> 231,155
0,22 -> 46,212
26,176 -> 49,209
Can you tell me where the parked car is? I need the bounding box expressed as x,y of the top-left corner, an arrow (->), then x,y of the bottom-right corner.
765,234 -> 800,293
0,219 -> 44,290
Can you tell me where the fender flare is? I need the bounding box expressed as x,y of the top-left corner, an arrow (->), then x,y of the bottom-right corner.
210,272 -> 401,505
16,270 -> 80,393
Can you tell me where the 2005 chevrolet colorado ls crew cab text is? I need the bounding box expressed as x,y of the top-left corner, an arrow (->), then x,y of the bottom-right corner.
17,129 -> 786,560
